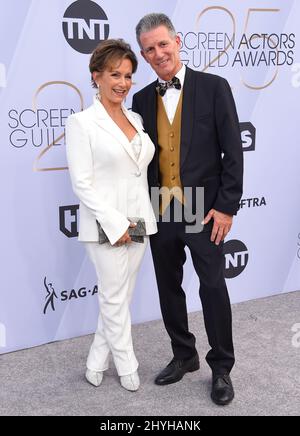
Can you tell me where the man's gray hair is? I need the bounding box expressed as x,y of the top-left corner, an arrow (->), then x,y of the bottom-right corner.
136,13 -> 176,48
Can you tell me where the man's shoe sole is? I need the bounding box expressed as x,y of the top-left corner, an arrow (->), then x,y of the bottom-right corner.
211,393 -> 234,406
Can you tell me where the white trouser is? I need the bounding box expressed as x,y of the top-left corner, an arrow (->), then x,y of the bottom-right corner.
85,238 -> 147,376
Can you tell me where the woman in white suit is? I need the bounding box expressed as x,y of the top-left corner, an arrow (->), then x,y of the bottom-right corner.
66,39 -> 157,391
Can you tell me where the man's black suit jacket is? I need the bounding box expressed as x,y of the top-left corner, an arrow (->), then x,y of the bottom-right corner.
132,66 -> 243,217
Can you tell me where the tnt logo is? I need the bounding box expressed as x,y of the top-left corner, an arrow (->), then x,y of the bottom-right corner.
240,122 -> 256,152
62,0 -> 109,54
223,240 -> 249,278
0,323 -> 6,348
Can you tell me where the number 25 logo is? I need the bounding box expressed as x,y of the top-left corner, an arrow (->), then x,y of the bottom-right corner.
196,7 -> 280,89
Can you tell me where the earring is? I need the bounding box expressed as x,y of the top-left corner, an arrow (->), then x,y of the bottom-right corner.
96,83 -> 100,101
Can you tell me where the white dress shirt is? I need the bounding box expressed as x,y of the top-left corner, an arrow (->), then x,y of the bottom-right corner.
130,132 -> 142,161
158,64 -> 186,124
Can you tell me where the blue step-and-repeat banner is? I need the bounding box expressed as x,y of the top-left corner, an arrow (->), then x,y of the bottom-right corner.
0,0 -> 299,353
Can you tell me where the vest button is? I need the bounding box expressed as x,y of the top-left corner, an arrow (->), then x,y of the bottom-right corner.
170,162 -> 175,166
171,176 -> 176,181
169,132 -> 174,137
170,146 -> 174,151
135,171 -> 141,177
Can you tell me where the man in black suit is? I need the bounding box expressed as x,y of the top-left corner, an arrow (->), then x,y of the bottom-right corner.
132,13 -> 243,405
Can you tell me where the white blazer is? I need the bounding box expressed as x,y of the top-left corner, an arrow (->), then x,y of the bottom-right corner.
66,96 -> 157,245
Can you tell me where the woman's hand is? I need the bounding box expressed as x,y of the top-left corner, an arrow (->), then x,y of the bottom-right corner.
114,223 -> 136,246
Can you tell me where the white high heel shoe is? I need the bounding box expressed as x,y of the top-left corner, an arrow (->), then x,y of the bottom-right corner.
85,369 -> 104,387
120,370 -> 140,391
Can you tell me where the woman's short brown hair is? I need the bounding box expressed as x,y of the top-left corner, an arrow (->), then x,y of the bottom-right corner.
89,39 -> 138,88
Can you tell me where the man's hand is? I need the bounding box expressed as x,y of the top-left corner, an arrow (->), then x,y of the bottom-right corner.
202,209 -> 233,245
114,223 -> 136,246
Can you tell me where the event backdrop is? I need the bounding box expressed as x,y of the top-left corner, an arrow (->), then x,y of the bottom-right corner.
1,0 -> 299,353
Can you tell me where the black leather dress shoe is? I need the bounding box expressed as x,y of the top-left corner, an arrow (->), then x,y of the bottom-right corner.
211,374 -> 234,405
155,354 -> 200,385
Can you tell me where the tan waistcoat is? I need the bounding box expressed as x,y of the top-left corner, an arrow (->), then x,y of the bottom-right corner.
157,93 -> 184,214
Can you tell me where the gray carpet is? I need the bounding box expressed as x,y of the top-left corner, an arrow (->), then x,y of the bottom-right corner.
0,291 -> 299,416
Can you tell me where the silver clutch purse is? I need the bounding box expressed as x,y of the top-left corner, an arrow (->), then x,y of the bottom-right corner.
96,218 -> 146,244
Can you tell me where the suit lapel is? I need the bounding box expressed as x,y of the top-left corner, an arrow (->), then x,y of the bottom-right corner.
91,96 -> 138,164
145,83 -> 158,146
122,106 -> 149,167
180,67 -> 195,168
142,83 -> 159,181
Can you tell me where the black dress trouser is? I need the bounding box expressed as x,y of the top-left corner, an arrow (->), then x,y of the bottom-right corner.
150,202 -> 235,376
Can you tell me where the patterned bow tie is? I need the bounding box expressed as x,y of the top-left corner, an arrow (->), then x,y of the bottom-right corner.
156,76 -> 181,96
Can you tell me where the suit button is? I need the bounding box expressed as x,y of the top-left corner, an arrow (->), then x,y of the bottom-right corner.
135,171 -> 141,177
